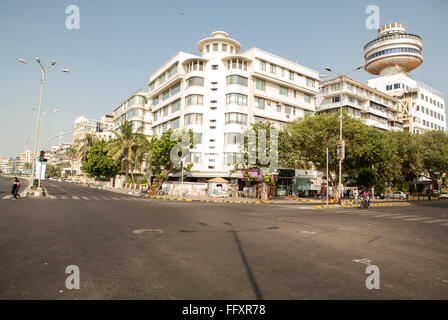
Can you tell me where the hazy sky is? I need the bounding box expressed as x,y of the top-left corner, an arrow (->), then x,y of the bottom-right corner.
1,0 -> 447,157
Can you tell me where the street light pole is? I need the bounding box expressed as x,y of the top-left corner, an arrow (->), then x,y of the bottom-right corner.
338,74 -> 343,201
33,68 -> 45,188
19,57 -> 69,189
324,65 -> 364,203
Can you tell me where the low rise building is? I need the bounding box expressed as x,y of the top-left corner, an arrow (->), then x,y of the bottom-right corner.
317,76 -> 403,131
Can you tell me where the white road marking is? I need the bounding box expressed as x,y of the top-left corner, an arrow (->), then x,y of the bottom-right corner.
387,215 -> 418,219
101,197 -> 110,200
403,217 -> 434,221
421,219 -> 448,224
3,195 -> 12,199
61,195 -> 68,199
81,196 -> 90,200
49,195 -> 57,199
72,196 -> 80,200
371,214 -> 401,218
91,196 -> 100,200
110,197 -> 121,200
340,211 -> 362,214
441,223 -> 448,226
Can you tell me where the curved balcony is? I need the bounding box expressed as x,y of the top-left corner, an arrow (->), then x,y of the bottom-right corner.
364,33 -> 422,51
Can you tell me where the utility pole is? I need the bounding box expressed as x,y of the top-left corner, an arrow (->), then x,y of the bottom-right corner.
18,57 -> 69,189
326,148 -> 329,206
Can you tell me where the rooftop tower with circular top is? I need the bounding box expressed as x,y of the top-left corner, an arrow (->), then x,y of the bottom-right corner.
364,23 -> 423,76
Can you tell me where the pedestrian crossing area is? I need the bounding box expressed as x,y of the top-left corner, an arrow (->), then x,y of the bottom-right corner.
333,209 -> 448,227
2,194 -> 139,201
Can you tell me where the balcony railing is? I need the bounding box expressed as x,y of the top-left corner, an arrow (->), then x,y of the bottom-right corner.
364,33 -> 422,50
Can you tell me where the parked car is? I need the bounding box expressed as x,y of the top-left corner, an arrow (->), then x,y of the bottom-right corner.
374,192 -> 386,200
388,191 -> 407,199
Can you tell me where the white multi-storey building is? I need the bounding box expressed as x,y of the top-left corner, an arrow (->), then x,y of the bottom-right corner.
318,76 -> 403,131
364,22 -> 446,133
112,90 -> 152,138
18,149 -> 35,170
147,31 -> 320,181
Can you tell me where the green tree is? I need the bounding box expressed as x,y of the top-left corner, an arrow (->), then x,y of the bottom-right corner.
66,146 -> 78,177
387,131 -> 423,184
149,128 -> 194,194
77,133 -> 98,163
81,140 -> 120,179
418,130 -> 448,186
46,164 -> 61,178
104,121 -> 149,184
284,112 -> 398,199
23,162 -> 33,170
233,122 -> 278,200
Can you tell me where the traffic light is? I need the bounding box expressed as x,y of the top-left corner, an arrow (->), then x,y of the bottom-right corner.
39,151 -> 47,162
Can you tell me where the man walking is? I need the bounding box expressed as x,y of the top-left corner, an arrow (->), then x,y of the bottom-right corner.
11,177 -> 20,199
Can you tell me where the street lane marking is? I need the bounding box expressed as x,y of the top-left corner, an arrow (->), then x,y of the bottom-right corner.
371,214 -> 398,218
340,211 -> 362,214
441,223 -> 448,226
403,217 -> 434,221
81,196 -> 90,200
72,196 -> 80,200
91,196 -> 100,200
387,215 -> 418,219
3,195 -> 12,199
101,197 -> 110,200
110,197 -> 121,200
421,219 -> 448,224
61,195 -> 68,199
49,195 -> 57,199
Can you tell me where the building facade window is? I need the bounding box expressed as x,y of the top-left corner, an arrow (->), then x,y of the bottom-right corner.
186,61 -> 204,72
225,112 -> 248,125
167,64 -> 178,78
184,113 -> 203,125
171,99 -> 181,112
226,93 -> 248,106
224,133 -> 242,144
226,75 -> 248,86
304,94 -> 311,103
186,94 -> 204,106
279,86 -> 288,96
306,78 -> 315,87
255,79 -> 266,91
254,97 -> 265,109
187,77 -> 204,87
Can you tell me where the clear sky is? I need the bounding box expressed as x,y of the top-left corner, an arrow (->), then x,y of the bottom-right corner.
0,0 -> 447,157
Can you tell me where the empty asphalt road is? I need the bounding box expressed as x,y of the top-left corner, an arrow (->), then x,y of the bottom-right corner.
0,177 -> 447,299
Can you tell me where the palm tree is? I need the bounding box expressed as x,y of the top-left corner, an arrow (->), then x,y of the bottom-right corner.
77,134 -> 98,163
104,121 -> 149,184
66,146 -> 78,177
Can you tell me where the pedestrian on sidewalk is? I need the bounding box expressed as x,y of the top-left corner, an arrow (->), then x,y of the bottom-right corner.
11,177 -> 20,199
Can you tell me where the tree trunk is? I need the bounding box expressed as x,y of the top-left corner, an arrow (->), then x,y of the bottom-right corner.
261,182 -> 268,201
130,163 -> 135,185
328,171 -> 339,201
